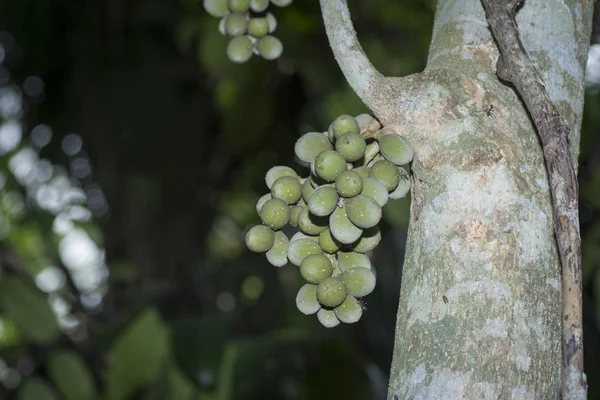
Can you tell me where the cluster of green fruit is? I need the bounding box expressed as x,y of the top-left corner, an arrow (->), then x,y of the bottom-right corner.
203,0 -> 290,63
245,114 -> 413,327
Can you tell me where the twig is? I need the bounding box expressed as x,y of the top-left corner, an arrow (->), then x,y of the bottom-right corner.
319,0 -> 387,113
480,0 -> 585,398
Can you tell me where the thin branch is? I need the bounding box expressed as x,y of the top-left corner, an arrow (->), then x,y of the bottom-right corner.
480,0 -> 585,398
319,0 -> 387,113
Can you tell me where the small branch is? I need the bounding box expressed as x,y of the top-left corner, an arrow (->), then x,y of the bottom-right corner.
480,0 -> 585,398
319,0 -> 388,113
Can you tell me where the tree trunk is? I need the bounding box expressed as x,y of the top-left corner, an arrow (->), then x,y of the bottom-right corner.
382,0 -> 594,398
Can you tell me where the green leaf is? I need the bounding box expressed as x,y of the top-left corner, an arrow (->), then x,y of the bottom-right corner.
47,349 -> 97,400
0,276 -> 59,344
167,366 -> 198,400
0,314 -> 22,348
106,308 -> 170,400
18,376 -> 58,400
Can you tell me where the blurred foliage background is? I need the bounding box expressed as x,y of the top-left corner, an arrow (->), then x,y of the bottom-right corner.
0,0 -> 598,399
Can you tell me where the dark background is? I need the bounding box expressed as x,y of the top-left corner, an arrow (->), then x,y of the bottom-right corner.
0,1 -> 599,399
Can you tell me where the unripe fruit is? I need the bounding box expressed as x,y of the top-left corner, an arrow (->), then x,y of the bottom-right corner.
256,193 -> 272,213
331,114 -> 360,140
248,18 -> 269,37
218,17 -> 227,36
341,267 -> 376,297
360,177 -> 388,207
245,225 -> 275,252
350,227 -> 381,254
228,0 -> 250,12
346,195 -> 382,229
257,35 -> 283,60
294,132 -> 333,165
298,207 -> 328,235
337,251 -> 371,271
317,308 -> 340,328
318,229 -> 341,254
266,12 -> 277,33
335,132 -> 366,162
301,178 -> 315,203
308,185 -> 338,217
225,13 -> 248,36
335,170 -> 363,198
271,176 -> 302,205
250,0 -> 269,12
226,36 -> 253,63
290,231 -> 318,243
313,150 -> 346,182
266,231 -> 289,266
271,0 -> 293,6
204,0 -> 230,17
296,284 -> 320,315
259,198 -> 290,229
287,238 -> 323,266
289,205 -> 303,226
389,167 -> 411,199
316,277 -> 347,308
329,205 -> 363,244
370,160 -> 400,191
355,113 -> 376,128
354,166 -> 371,179
334,295 -> 363,323
378,134 -> 414,166
300,254 -> 333,284
265,166 -> 299,189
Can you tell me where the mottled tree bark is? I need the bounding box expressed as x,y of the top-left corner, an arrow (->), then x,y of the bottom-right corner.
320,0 -> 594,398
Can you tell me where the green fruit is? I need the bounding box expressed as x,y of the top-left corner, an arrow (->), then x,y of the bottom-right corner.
335,170 -> 363,198
317,308 -> 340,328
302,177 -> 316,202
218,17 -> 227,35
271,176 -> 302,205
226,36 -> 253,63
337,251 -> 371,271
300,254 -> 333,284
389,167 -> 411,199
354,166 -> 371,179
225,12 -> 248,36
334,295 -> 363,323
370,160 -> 400,191
298,207 -> 328,235
319,229 -> 341,254
257,35 -> 283,60
294,132 -> 333,165
245,225 -> 275,252
316,277 -> 347,308
250,0 -> 269,12
228,0 -> 250,11
378,134 -> 414,166
341,267 -> 376,297
346,195 -> 382,229
308,185 -> 339,216
256,193 -> 272,213
271,0 -> 292,6
329,205 -> 362,244
331,261 -> 342,277
266,231 -> 289,266
355,113 -> 376,128
350,227 -> 381,253
313,150 -> 346,182
289,205 -> 303,226
287,238 -> 323,266
331,114 -> 360,140
361,177 -> 388,206
259,198 -> 290,229
266,12 -> 277,33
248,18 -> 269,37
204,0 -> 230,17
265,166 -> 298,188
335,132 -> 366,162
290,231 -> 318,243
296,284 -> 321,315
